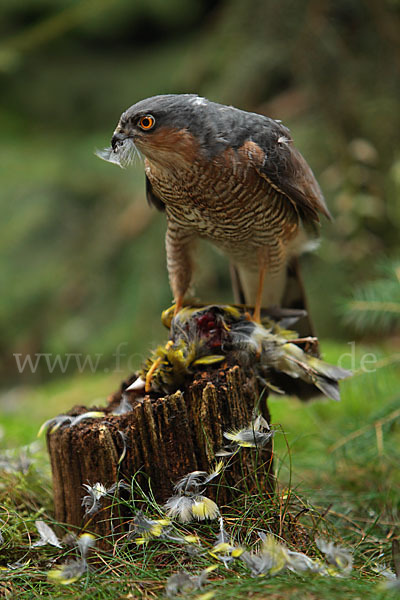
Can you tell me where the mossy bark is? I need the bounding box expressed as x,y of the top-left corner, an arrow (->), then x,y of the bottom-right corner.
47,364 -> 273,547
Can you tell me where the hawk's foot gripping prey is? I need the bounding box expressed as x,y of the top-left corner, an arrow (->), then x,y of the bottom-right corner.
98,94 -> 331,332
126,304 -> 351,401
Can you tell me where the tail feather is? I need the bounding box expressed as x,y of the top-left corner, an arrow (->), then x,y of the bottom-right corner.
314,378 -> 341,402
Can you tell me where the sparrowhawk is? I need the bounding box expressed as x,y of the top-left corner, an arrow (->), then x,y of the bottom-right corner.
98,94 -> 330,327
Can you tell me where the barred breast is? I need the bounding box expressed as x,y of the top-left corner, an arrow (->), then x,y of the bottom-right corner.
145,152 -> 300,270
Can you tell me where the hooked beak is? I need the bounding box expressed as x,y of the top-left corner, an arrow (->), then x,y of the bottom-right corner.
111,130 -> 129,150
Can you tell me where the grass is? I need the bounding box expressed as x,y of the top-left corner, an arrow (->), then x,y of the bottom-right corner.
0,340 -> 399,598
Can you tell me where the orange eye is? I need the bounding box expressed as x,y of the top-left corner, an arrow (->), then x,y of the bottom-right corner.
138,115 -> 155,130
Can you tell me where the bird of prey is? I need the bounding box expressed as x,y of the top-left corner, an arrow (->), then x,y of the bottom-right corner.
98,94 -> 330,327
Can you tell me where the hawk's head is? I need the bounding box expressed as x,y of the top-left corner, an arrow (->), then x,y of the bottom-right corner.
96,94 -> 252,168
97,94 -> 217,168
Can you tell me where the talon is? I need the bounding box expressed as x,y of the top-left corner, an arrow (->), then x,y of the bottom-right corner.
161,305 -> 175,328
145,357 -> 163,393
144,340 -> 174,393
174,296 -> 183,316
287,337 -> 318,344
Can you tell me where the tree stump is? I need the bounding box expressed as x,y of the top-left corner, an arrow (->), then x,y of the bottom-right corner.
47,363 -> 273,547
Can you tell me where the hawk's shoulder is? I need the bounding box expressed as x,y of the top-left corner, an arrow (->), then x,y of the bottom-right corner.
239,115 -> 331,225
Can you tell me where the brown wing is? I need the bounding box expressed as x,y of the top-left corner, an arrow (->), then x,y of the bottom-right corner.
250,126 -> 331,226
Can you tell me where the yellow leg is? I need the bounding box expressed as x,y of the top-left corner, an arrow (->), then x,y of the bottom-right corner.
145,357 -> 163,393
144,341 -> 174,393
173,295 -> 183,316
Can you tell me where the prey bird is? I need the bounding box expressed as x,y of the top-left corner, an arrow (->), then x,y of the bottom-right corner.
98,94 -> 331,327
126,304 -> 350,400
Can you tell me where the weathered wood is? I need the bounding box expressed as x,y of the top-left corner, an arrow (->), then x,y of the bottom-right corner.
47,364 -> 273,546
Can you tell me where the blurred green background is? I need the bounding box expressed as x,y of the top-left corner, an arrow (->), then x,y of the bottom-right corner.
1,0 -> 400,393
